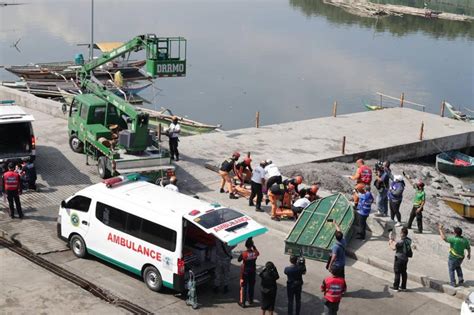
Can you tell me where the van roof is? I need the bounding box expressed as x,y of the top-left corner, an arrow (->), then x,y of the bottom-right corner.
0,105 -> 35,123
80,180 -> 215,217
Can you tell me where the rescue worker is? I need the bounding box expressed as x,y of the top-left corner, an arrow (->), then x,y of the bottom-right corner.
22,160 -> 37,191
167,116 -> 181,161
349,159 -> 372,205
3,162 -> 23,219
388,175 -> 405,227
321,267 -> 347,315
264,160 -> 282,204
238,238 -> 259,308
214,239 -> 236,294
284,255 -> 305,315
407,180 -> 425,233
219,152 -> 239,199
234,157 -> 253,186
268,183 -> 285,221
164,176 -> 179,192
356,185 -> 374,240
292,194 -> 311,219
249,160 -> 265,212
283,175 -> 303,196
299,183 -> 319,201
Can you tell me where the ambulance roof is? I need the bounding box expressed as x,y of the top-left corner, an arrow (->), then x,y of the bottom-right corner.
79,180 -> 215,217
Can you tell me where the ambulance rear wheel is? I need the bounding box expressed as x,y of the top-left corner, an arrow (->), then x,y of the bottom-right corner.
70,234 -> 87,258
98,156 -> 111,179
143,266 -> 163,292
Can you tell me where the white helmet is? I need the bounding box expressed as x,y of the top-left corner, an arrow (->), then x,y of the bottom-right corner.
265,159 -> 273,165
394,175 -> 403,182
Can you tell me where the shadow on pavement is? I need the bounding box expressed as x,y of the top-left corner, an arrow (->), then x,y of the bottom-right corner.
35,145 -> 92,187
345,285 -> 392,299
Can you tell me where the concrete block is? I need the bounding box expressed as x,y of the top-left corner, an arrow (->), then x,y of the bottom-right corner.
455,287 -> 471,300
442,283 -> 458,296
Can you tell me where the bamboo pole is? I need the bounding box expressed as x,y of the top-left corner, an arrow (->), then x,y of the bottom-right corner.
380,94 -> 383,107
256,111 -> 260,128
419,121 -> 424,141
400,93 -> 404,108
342,136 -> 346,155
440,100 -> 445,117
158,123 -> 162,142
333,101 -> 338,117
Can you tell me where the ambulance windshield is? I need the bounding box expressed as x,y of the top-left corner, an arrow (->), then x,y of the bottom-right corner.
194,208 -> 243,229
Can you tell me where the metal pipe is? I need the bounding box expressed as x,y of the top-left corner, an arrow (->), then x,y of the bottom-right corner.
90,0 -> 94,61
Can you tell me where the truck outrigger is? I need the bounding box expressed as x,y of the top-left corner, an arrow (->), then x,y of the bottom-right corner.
67,34 -> 186,182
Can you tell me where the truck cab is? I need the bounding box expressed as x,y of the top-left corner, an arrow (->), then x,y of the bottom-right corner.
0,101 -> 36,166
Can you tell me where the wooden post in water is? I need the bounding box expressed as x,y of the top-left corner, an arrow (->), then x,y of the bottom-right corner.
380,95 -> 383,107
400,93 -> 405,108
158,123 -> 162,142
440,101 -> 446,117
256,111 -> 260,128
342,136 -> 346,155
419,121 -> 424,141
333,101 -> 338,117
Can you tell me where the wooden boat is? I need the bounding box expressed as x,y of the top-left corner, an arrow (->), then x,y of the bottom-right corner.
364,102 -> 385,111
139,107 -> 221,136
441,197 -> 473,219
436,151 -> 474,176
444,102 -> 474,124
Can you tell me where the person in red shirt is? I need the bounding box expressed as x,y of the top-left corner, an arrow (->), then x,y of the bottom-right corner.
349,159 -> 372,205
321,268 -> 347,315
3,162 -> 23,219
237,238 -> 260,308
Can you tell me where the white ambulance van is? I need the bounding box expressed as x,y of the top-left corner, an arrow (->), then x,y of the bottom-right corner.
57,174 -> 268,292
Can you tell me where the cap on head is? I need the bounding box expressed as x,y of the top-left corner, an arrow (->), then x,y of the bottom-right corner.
417,180 -> 425,189
8,162 -> 14,170
232,152 -> 241,159
295,175 -> 303,185
244,157 -> 252,166
394,175 -> 403,182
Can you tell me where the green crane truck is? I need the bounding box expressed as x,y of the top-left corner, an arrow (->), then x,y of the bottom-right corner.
67,34 -> 186,182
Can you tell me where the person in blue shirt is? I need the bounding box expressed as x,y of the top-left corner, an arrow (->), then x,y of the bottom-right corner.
327,222 -> 346,278
356,185 -> 374,240
284,255 -> 306,315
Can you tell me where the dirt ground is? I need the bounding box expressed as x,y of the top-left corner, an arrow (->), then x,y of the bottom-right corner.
282,159 -> 474,241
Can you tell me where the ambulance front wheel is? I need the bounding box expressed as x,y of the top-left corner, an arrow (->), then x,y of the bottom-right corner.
143,266 -> 163,292
70,234 -> 87,258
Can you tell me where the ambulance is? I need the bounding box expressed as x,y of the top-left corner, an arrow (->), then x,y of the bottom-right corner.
57,174 -> 268,292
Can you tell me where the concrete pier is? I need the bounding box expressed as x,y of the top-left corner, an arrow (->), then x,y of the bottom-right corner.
179,108 -> 473,167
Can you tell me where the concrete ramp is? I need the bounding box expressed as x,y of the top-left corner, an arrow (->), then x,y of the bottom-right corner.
179,108 -> 473,166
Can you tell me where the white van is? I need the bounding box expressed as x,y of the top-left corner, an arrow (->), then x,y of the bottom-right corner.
57,174 -> 268,292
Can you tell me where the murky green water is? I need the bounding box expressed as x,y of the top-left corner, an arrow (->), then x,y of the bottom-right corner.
0,0 -> 472,129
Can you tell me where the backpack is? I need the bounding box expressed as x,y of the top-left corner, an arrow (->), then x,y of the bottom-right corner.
403,238 -> 413,258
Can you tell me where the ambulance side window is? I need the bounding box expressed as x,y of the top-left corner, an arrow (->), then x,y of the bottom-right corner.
96,202 -> 126,231
66,195 -> 92,212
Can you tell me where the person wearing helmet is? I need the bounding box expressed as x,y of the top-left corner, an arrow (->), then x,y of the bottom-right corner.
2,162 -> 23,219
167,116 -> 181,161
299,183 -> 319,201
234,156 -> 253,187
219,152 -> 240,199
283,175 -> 304,198
388,175 -> 405,227
407,180 -> 425,233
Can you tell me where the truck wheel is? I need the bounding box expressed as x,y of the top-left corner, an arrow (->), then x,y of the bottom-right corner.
69,135 -> 83,153
70,234 -> 87,258
97,156 -> 111,179
143,266 -> 163,292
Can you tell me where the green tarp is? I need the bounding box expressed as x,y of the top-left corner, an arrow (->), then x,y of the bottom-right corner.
285,193 -> 354,262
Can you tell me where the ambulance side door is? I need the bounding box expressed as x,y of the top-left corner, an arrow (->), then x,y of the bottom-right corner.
62,195 -> 92,239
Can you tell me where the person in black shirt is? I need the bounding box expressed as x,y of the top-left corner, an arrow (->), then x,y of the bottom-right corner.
284,255 -> 306,315
219,152 -> 240,199
259,261 -> 279,315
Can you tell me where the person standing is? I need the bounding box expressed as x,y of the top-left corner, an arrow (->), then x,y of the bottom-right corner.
388,175 -> 405,227
327,222 -> 346,278
238,238 -> 259,308
250,160 -> 265,212
259,261 -> 279,315
284,255 -> 305,315
438,225 -> 471,287
407,181 -> 425,233
219,152 -> 240,199
167,116 -> 181,161
321,267 -> 347,315
389,227 -> 412,292
3,162 -> 23,219
356,185 -> 374,240
374,161 -> 390,217
349,159 -> 372,205
164,176 -> 179,192
214,239 -> 236,294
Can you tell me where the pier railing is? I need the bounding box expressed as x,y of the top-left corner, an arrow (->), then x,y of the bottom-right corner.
375,92 -> 427,112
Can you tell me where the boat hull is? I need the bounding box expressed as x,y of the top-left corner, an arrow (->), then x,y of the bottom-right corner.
442,197 -> 474,219
436,151 -> 474,177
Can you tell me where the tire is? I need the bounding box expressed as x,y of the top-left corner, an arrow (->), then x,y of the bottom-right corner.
70,234 -> 87,258
143,266 -> 163,292
69,134 -> 84,153
97,156 -> 111,179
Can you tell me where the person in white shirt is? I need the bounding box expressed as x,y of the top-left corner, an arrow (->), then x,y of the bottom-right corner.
249,161 -> 266,212
292,194 -> 311,219
167,116 -> 181,161
264,160 -> 282,204
165,176 -> 179,192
